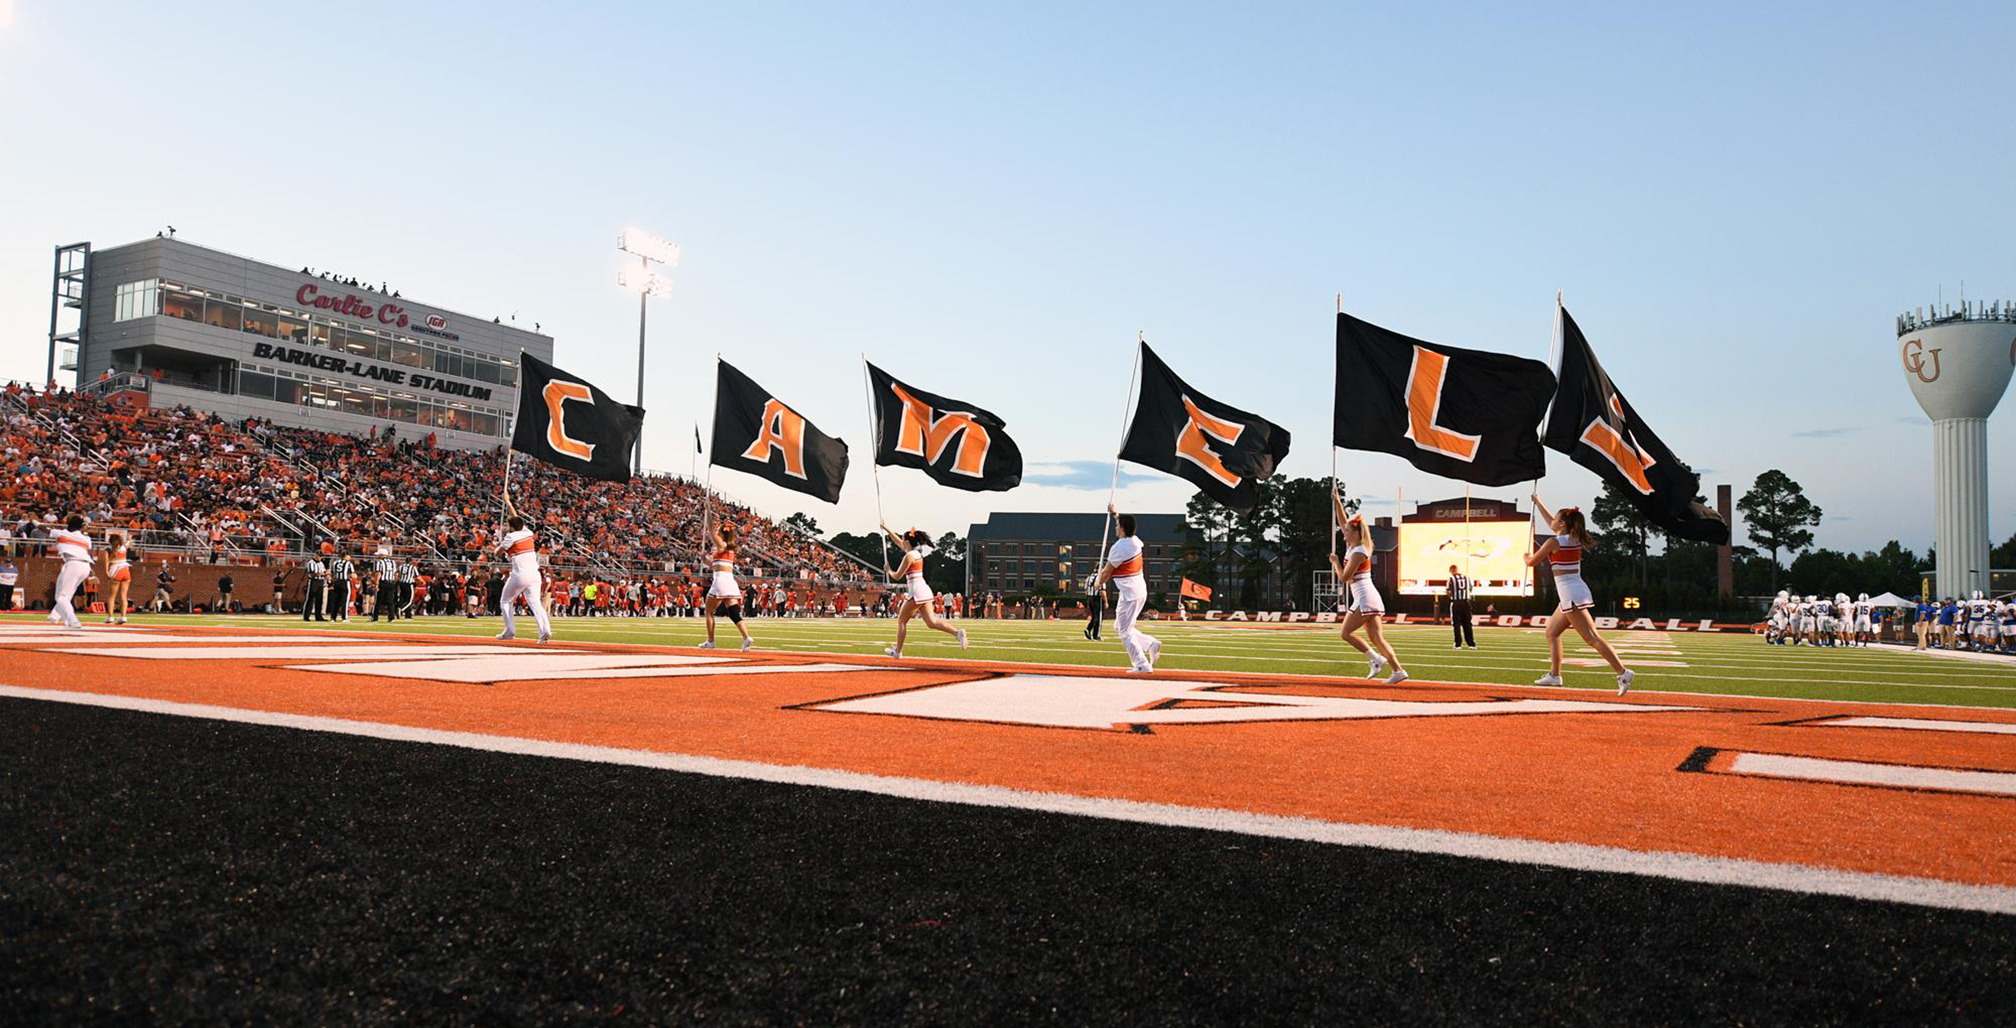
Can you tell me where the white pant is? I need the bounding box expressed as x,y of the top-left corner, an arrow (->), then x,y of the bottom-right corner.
51,560 -> 89,629
500,571 -> 551,639
1115,578 -> 1158,670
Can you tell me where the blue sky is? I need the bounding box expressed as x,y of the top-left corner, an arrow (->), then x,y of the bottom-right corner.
2,1 -> 2012,554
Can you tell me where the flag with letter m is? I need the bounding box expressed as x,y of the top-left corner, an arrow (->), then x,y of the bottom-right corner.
1333,313 -> 1554,486
1118,343 -> 1291,513
710,360 -> 849,503
867,362 -> 1022,491
510,352 -> 645,482
1544,308 -> 1729,543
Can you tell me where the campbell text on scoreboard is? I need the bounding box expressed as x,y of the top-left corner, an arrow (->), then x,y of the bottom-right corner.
75,236 -> 554,450
1395,496 -> 1539,598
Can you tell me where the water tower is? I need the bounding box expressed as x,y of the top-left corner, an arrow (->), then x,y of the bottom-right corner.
1896,300 -> 2016,598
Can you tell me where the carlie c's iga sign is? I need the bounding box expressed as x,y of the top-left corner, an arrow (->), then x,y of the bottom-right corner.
1193,610 -> 1751,633
295,284 -> 461,341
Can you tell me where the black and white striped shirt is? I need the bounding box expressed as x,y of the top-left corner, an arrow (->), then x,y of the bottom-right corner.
1448,573 -> 1472,601
329,558 -> 355,582
398,562 -> 417,584
306,559 -> 327,581
373,557 -> 397,581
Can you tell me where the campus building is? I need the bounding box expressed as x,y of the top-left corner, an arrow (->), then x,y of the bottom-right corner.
49,236 -> 553,449
966,512 -> 1187,598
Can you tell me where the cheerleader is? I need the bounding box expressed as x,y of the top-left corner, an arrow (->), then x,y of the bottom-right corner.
698,514 -> 754,652
47,513 -> 92,630
1527,495 -> 1634,695
101,533 -> 132,625
879,523 -> 967,659
1329,488 -> 1408,684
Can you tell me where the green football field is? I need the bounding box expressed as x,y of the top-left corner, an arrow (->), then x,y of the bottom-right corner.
84,611 -> 2016,710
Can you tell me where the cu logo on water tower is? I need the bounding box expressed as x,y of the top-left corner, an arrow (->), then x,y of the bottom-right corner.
1900,338 -> 1941,383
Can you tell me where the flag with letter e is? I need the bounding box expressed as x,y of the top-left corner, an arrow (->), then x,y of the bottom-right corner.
867,362 -> 1022,492
1118,343 -> 1291,513
510,352 -> 645,482
1333,313 -> 1554,486
711,360 -> 849,503
1544,307 -> 1729,543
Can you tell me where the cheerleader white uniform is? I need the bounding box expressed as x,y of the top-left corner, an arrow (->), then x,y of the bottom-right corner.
108,546 -> 132,583
1106,535 -> 1160,672
1343,544 -> 1384,615
1549,534 -> 1594,612
497,528 -> 551,640
49,529 -> 92,629
899,546 -> 935,604
707,548 -> 742,600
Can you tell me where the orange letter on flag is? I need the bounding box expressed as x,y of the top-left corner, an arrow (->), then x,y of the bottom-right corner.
743,399 -> 809,479
1402,346 -> 1481,462
891,383 -> 991,478
542,381 -> 597,461
1579,394 -> 1656,494
1175,396 -> 1245,488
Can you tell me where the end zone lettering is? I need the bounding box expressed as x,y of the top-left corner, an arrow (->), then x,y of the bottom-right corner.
251,342 -> 494,402
1195,610 -> 1746,632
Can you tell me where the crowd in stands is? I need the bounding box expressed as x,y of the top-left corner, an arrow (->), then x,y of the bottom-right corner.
1,382 -> 870,587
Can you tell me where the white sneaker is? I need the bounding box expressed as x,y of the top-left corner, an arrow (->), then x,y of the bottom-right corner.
1533,673 -> 1563,687
741,637 -> 755,652
1367,655 -> 1387,679
494,631 -> 515,640
884,645 -> 902,658
104,618 -> 115,625
698,640 -> 716,649
1385,669 -> 1410,685
1616,669 -> 1635,696
1128,665 -> 1154,674
956,628 -> 968,651
1147,638 -> 1162,667
537,632 -> 551,645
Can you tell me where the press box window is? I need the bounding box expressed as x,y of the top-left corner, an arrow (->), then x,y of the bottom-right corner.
113,279 -> 160,322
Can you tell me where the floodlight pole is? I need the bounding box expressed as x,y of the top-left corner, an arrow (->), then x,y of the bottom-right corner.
634,252 -> 648,476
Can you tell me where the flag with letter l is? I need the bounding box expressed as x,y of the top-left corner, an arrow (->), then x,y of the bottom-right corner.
510,352 -> 645,482
710,360 -> 849,503
1544,308 -> 1730,543
867,362 -> 1022,491
1118,343 -> 1291,513
1333,313 -> 1555,486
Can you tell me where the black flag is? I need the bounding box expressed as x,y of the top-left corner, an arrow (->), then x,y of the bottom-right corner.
510,352 -> 646,482
867,362 -> 1022,492
710,360 -> 849,503
1333,313 -> 1554,486
1545,308 -> 1729,544
1118,343 -> 1291,513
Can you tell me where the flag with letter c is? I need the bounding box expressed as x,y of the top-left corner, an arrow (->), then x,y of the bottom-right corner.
510,352 -> 645,482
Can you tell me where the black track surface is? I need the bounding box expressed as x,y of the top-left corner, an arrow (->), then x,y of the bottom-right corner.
2,697 -> 2012,1026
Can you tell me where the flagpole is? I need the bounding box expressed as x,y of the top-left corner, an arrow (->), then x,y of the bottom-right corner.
860,355 -> 889,577
1331,291 -> 1341,559
1100,334 -> 1144,555
703,354 -> 718,542
1525,290 -> 1563,599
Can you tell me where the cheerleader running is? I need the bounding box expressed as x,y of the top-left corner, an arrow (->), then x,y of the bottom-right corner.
102,533 -> 132,625
1527,495 -> 1635,695
880,523 -> 966,658
1330,488 -> 1408,684
48,514 -> 92,630
698,514 -> 754,652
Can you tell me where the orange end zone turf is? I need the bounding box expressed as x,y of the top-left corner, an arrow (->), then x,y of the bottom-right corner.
2,622 -> 2012,892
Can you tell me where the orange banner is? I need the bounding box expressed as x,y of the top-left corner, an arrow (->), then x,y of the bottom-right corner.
1180,578 -> 1212,601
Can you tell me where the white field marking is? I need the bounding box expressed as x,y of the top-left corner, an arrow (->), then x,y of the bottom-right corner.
293,657 -> 874,683
62,620 -> 2016,709
2,633 -> 386,645
43,645 -> 567,660
1563,659 -> 1688,668
0,684 -> 2007,916
813,675 -> 1700,729
1726,752 -> 2016,798
1818,716 -> 2016,736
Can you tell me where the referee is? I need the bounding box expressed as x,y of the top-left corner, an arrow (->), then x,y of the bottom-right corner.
371,548 -> 397,622
304,554 -> 328,621
1447,563 -> 1476,649
328,552 -> 354,623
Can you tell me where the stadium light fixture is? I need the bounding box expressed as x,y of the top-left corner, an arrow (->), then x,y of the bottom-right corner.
618,226 -> 680,474
618,229 -> 681,268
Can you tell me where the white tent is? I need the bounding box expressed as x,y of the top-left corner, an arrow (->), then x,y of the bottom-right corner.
1865,592 -> 1915,609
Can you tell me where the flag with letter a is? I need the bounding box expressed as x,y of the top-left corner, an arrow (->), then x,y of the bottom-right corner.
867,362 -> 1022,492
509,352 -> 646,482
1117,343 -> 1291,513
1544,307 -> 1729,543
710,359 -> 849,503
1333,313 -> 1554,486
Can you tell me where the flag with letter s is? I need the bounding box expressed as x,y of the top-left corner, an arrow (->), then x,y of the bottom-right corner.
1544,308 -> 1730,544
509,352 -> 645,482
1118,343 -> 1291,513
1333,313 -> 1554,486
710,360 -> 849,503
867,362 -> 1022,492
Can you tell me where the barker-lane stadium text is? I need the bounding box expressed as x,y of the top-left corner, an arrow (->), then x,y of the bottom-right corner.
251,342 -> 495,401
